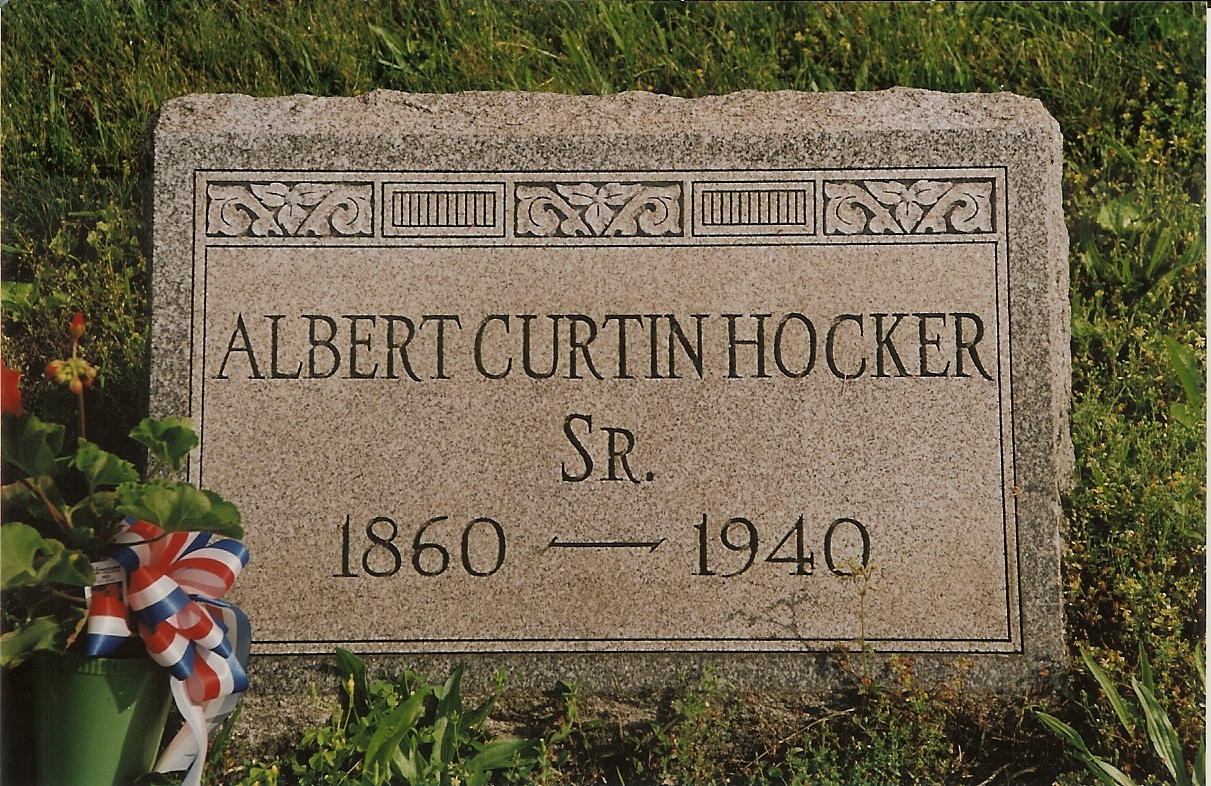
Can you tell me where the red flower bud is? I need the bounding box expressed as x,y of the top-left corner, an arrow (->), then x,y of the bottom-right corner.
1,359 -> 23,417
71,312 -> 85,339
44,360 -> 65,381
69,377 -> 84,396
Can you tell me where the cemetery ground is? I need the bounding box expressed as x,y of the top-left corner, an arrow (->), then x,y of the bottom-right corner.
1,2 -> 1204,784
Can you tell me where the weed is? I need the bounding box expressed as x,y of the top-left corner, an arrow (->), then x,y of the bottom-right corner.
783,656 -> 986,786
235,650 -> 540,786
631,667 -> 739,786
1037,645 -> 1206,786
832,555 -> 881,683
529,679 -> 620,785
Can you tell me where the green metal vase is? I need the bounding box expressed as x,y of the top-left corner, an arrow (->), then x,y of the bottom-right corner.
32,651 -> 172,786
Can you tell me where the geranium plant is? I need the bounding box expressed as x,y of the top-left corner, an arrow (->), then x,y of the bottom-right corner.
1,313 -> 243,667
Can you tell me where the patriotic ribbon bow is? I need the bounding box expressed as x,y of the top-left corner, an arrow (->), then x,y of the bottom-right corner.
85,518 -> 251,704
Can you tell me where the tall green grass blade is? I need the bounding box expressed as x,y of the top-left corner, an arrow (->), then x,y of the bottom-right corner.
1137,642 -> 1156,695
1035,711 -> 1094,758
369,24 -> 409,71
1081,645 -> 1137,734
1131,676 -> 1189,786
1090,758 -> 1139,786
1035,710 -> 1134,786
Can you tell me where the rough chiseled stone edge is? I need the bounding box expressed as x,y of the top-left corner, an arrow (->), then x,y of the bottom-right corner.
146,89 -> 1069,713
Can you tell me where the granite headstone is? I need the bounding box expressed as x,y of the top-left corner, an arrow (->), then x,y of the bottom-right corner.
147,90 -> 1070,747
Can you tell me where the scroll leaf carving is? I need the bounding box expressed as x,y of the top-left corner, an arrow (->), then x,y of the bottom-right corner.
516,182 -> 681,238
516,186 -> 591,237
932,183 -> 993,233
206,182 -> 372,237
207,185 -> 282,236
824,180 -> 993,235
824,182 -> 901,235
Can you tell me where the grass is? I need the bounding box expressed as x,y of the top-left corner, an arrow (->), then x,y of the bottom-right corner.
2,1 -> 1205,783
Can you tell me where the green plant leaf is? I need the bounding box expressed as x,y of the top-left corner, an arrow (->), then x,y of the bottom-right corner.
1,522 -> 94,590
1170,402 -> 1197,428
335,647 -> 370,720
1,280 -> 38,323
436,662 -> 465,718
1131,676 -> 1190,786
466,738 -> 537,774
1161,335 -> 1205,413
116,479 -> 243,538
431,715 -> 453,769
129,416 -> 199,473
1,522 -> 48,590
433,662 -> 466,766
1094,193 -> 1142,236
2,476 -> 69,525
461,692 -> 496,741
392,745 -> 420,783
364,684 -> 431,780
67,491 -> 120,535
402,737 -> 428,784
1081,644 -> 1137,735
0,609 -> 87,668
72,438 -> 139,492
2,413 -> 67,479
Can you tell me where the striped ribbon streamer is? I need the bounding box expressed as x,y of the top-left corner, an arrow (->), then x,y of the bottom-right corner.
155,599 -> 253,786
84,518 -> 251,703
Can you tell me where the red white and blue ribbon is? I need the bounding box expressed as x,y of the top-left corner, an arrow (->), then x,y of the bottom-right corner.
84,517 -> 251,786
155,598 -> 252,783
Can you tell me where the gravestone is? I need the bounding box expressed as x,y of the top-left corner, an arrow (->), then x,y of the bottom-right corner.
147,89 -> 1070,744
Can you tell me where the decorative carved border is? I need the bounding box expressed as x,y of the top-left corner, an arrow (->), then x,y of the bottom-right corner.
200,172 -> 1002,243
515,181 -> 683,238
823,179 -> 994,235
206,182 -> 373,237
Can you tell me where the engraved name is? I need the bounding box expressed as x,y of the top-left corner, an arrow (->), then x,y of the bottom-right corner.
213,310 -> 995,382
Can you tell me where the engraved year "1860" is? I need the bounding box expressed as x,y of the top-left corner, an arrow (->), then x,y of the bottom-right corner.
335,515 -> 507,578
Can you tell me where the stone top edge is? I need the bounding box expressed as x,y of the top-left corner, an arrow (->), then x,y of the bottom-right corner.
152,88 -> 1059,137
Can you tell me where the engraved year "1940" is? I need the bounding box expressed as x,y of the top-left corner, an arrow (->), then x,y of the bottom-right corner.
695,514 -> 871,577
